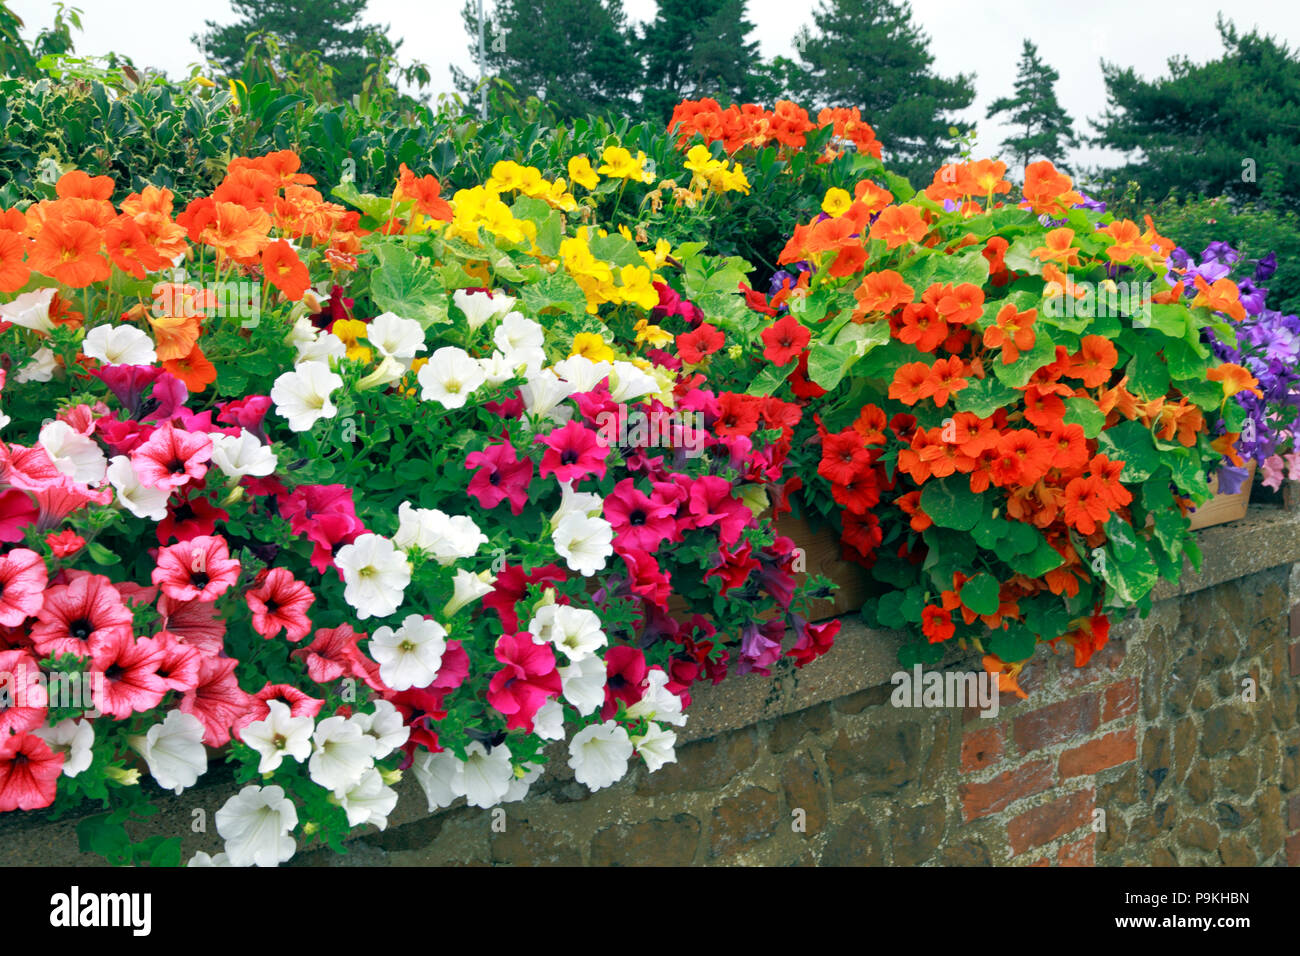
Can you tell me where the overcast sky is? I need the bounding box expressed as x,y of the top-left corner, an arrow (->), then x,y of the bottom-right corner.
11,0 -> 1300,173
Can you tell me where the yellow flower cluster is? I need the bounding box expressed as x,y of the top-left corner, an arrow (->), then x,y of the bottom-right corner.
486,161 -> 578,212
683,145 -> 751,195
559,227 -> 662,314
597,146 -> 655,184
446,184 -> 537,246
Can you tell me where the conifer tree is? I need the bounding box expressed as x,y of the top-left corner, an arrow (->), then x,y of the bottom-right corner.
986,39 -> 1079,172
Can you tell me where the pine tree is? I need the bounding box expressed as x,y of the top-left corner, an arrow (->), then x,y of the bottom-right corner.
639,0 -> 762,120
986,40 -> 1078,173
1092,15 -> 1300,209
455,0 -> 640,120
792,0 -> 975,183
195,0 -> 393,101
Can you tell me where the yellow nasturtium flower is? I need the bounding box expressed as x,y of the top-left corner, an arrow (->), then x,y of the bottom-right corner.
571,332 -> 615,363
568,155 -> 600,190
633,319 -> 673,349
331,318 -> 372,364
598,145 -> 654,184
822,187 -> 853,217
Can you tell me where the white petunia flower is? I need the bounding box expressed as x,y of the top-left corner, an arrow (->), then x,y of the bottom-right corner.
609,361 -> 659,403
335,534 -> 411,620
631,722 -> 677,773
216,785 -> 298,867
392,502 -> 487,564
308,715 -> 377,792
443,568 -> 496,618
39,420 -> 107,486
270,361 -> 342,432
0,288 -> 56,333
368,614 -> 447,692
356,354 -> 406,390
238,700 -> 314,774
210,429 -> 277,481
453,288 -> 515,331
477,350 -> 519,386
82,324 -> 156,366
352,700 -> 410,759
532,699 -> 565,741
418,346 -> 486,409
554,355 -> 611,393
501,762 -> 544,804
334,768 -> 399,830
32,718 -> 94,778
528,604 -> 606,662
457,741 -> 514,808
551,511 -> 613,576
493,312 -> 544,354
559,654 -> 606,716
294,330 -> 348,365
521,368 -> 574,423
187,851 -> 231,867
367,312 -> 427,361
129,710 -> 208,795
625,668 -> 688,727
567,720 -> 633,792
412,749 -> 462,812
286,316 -> 319,351
107,455 -> 170,521
15,347 -> 57,384
551,481 -> 604,528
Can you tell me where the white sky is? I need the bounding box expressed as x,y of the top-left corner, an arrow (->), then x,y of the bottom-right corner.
11,0 -> 1300,174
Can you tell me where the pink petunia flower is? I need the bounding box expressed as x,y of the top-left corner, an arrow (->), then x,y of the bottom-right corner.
601,645 -> 648,718
45,529 -> 86,559
291,624 -> 366,684
30,572 -> 133,659
152,632 -> 203,694
233,682 -> 324,736
89,630 -> 168,720
603,478 -> 678,553
536,420 -> 609,484
152,535 -> 241,603
180,655 -> 251,746
245,568 -> 314,642
0,732 -> 64,811
486,632 -> 562,732
0,548 -> 48,627
0,650 -> 47,737
156,594 -> 226,657
465,441 -> 534,515
130,422 -> 212,492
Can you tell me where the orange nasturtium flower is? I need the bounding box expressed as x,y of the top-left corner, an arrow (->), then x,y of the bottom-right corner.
262,239 -> 311,301
1191,275 -> 1247,322
1066,335 -> 1119,389
164,344 -> 217,393
869,204 -> 927,250
1031,227 -> 1080,266
983,304 -> 1037,364
0,229 -> 31,293
1206,362 -> 1263,400
1020,160 -> 1083,217
852,269 -> 914,320
26,218 -> 111,288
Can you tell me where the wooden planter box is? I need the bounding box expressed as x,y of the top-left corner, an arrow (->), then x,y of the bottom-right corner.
1187,461 -> 1256,531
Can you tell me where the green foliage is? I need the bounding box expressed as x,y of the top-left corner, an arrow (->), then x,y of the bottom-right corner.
1091,15 -> 1300,210
986,39 -> 1078,172
638,0 -> 763,120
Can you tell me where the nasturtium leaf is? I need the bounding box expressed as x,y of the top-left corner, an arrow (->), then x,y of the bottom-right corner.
1103,514 -> 1140,563
807,340 -> 856,391
1062,398 -> 1106,438
1100,542 -> 1159,605
986,624 -> 1037,663
1006,537 -> 1064,577
746,362 -> 793,397
1097,419 -> 1161,482
920,477 -> 984,532
1126,351 -> 1171,400
368,244 -> 448,328
520,272 -> 588,317
960,573 -> 1001,616
971,516 -> 1007,549
955,375 -> 1019,417
992,330 -> 1056,387
1021,597 -> 1074,642
1169,452 -> 1213,503
1163,337 -> 1207,379
1002,236 -> 1044,275
588,233 -> 643,269
1141,303 -> 1190,337
1001,520 -> 1041,556
1180,377 -> 1226,412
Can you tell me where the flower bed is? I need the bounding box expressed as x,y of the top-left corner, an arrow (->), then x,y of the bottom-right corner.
0,97 -> 1273,866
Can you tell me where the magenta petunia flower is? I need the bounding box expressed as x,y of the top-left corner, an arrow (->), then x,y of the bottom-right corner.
536,420 -> 609,484
152,535 -> 241,603
130,422 -> 212,492
486,632 -> 562,732
0,548 -> 48,627
152,632 -> 203,695
684,475 -> 753,546
622,550 -> 672,609
601,645 -> 648,718
89,630 -> 168,720
245,568 -> 315,642
603,478 -> 678,553
0,732 -> 64,811
465,441 -> 534,515
31,572 -> 133,659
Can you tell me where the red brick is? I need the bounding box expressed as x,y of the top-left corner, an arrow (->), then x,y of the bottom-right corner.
1290,640 -> 1300,678
959,759 -> 1054,821
1059,727 -> 1138,779
1027,857 -> 1051,867
1290,794 -> 1300,832
960,726 -> 1003,774
1288,834 -> 1300,867
1102,677 -> 1139,723
1290,606 -> 1300,640
1012,694 -> 1099,754
1008,788 -> 1095,856
1057,832 -> 1096,866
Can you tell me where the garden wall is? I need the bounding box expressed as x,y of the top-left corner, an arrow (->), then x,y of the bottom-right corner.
4,502 -> 1300,867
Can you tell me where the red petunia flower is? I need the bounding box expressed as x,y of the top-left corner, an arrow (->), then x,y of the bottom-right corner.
761,314 -> 811,365
152,535 -> 241,603
30,572 -> 132,659
0,548 -> 48,627
0,732 -> 64,811
89,630 -> 168,720
130,422 -> 212,492
245,568 -> 315,642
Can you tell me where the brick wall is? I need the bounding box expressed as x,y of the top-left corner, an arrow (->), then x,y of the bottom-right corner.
285,562 -> 1300,867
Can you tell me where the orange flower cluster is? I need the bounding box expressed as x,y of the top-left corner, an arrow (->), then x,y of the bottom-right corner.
777,182 -> 904,278
668,99 -> 882,158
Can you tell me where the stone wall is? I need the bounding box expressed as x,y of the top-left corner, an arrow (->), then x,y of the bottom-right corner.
4,503 -> 1300,867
